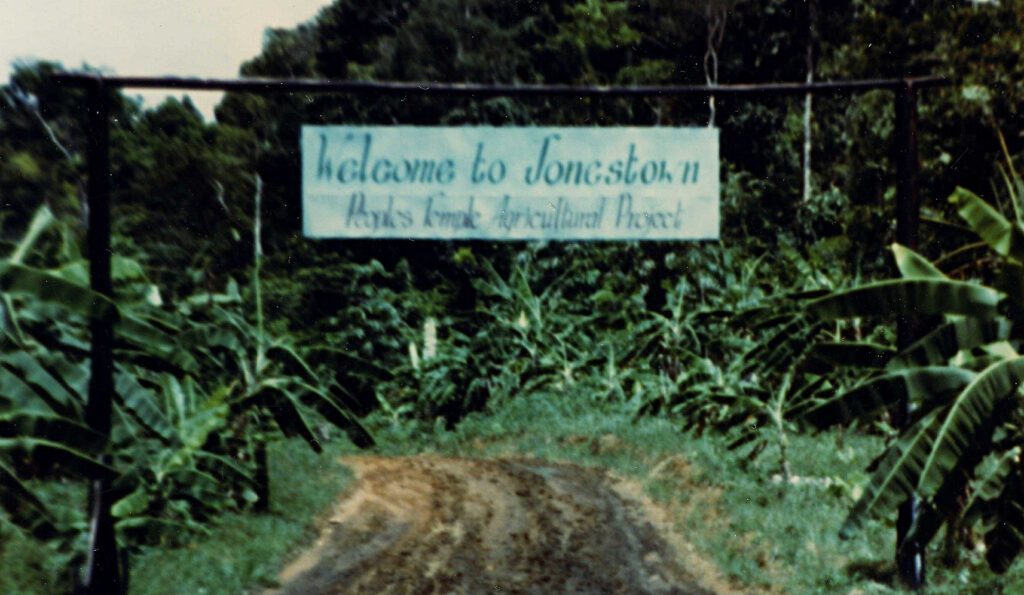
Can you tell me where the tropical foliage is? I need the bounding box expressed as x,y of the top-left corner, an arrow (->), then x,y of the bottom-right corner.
0,199 -> 371,580
798,155 -> 1024,572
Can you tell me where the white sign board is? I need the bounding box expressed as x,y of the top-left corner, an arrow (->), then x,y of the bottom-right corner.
302,126 -> 718,240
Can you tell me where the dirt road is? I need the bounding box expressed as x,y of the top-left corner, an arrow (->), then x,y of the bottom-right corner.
273,455 -> 733,594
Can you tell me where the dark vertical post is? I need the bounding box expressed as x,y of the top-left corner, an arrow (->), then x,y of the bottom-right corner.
894,79 -> 925,589
82,76 -> 121,594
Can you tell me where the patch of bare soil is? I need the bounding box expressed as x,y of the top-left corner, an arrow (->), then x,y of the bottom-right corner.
271,455 -> 735,595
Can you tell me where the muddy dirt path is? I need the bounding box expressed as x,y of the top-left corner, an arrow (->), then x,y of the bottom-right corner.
272,455 -> 735,594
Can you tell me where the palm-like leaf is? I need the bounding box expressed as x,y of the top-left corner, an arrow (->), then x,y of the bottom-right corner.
950,187 -> 1024,263
802,367 -> 976,428
888,317 -> 1012,370
841,358 -> 1024,537
0,262 -> 117,322
893,243 -> 947,279
808,279 -> 1001,320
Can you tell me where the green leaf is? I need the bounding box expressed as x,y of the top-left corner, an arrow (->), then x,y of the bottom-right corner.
297,381 -> 375,448
112,487 -> 151,518
0,412 -> 105,454
0,352 -> 81,418
842,358 -> 1024,537
0,459 -> 57,538
963,447 -> 1021,528
888,317 -> 1013,370
119,315 -> 198,373
114,369 -> 175,442
252,382 -> 322,453
808,279 -> 1002,320
985,469 -> 1024,573
802,367 -> 975,428
0,262 -> 116,322
0,437 -> 115,479
916,358 -> 1024,498
741,317 -> 825,376
306,346 -> 394,380
195,451 -> 253,484
266,343 -> 319,385
9,206 -> 54,265
892,243 -> 946,279
950,187 -> 1024,263
841,408 -> 944,539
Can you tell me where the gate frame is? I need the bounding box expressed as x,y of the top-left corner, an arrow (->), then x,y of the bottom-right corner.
53,71 -> 948,593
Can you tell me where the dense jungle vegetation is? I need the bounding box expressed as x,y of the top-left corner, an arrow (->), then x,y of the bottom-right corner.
2,0 -> 1024,592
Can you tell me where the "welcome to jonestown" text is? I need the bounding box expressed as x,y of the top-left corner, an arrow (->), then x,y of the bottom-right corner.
314,132 -> 701,189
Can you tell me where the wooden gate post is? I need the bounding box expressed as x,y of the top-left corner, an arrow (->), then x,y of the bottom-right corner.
82,75 -> 121,595
894,78 -> 925,590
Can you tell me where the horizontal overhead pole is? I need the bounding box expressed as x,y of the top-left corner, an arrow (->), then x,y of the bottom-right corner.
52,72 -> 948,97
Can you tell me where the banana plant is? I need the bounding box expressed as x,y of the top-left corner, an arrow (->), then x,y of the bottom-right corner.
0,207 -> 196,543
798,179 -> 1024,574
1,210 -> 374,586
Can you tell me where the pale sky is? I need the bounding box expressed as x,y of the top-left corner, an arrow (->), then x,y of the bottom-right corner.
0,0 -> 331,120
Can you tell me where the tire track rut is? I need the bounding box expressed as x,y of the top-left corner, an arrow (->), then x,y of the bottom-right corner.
273,456 -> 731,594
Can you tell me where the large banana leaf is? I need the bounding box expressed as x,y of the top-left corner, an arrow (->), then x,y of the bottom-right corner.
252,381 -> 322,453
808,279 -> 1002,320
0,362 -> 67,416
0,352 -> 81,418
841,408 -> 944,539
0,412 -> 104,452
114,369 -> 175,443
296,381 -> 375,448
802,367 -> 976,428
887,317 -> 1013,370
0,437 -> 114,479
158,375 -> 227,452
267,344 -> 375,447
741,317 -> 826,377
33,351 -> 88,405
950,187 -> 1024,264
949,447 -> 1021,541
306,345 -> 394,380
118,314 -> 199,373
0,261 -> 116,322
985,469 -> 1024,574
916,358 -> 1024,497
842,357 -> 1024,538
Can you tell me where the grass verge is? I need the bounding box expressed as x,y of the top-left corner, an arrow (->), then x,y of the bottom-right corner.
9,392 -> 1024,593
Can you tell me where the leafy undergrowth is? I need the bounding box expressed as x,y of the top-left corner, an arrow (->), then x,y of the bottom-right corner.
9,393 -> 1024,593
127,438 -> 354,595
1,436 -> 355,595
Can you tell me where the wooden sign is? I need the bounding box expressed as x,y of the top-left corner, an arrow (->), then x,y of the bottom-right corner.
302,126 -> 718,240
